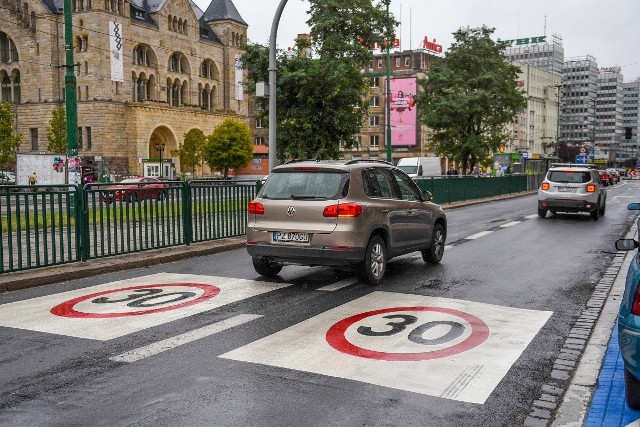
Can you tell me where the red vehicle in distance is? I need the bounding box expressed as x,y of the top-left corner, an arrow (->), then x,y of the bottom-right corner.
102,177 -> 168,203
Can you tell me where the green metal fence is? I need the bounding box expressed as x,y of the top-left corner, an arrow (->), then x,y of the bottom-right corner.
414,175 -> 529,204
1,175 -> 532,275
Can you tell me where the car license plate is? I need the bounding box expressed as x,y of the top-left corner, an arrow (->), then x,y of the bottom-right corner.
557,187 -> 577,193
273,232 -> 309,243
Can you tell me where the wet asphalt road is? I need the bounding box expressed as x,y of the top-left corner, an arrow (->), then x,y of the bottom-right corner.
0,181 -> 638,427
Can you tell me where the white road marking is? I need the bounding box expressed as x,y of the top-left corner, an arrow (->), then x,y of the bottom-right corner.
465,231 -> 493,240
444,245 -> 454,251
0,274 -> 290,340
500,221 -> 521,228
109,314 -> 262,363
220,292 -> 552,404
317,278 -> 359,292
525,214 -> 539,219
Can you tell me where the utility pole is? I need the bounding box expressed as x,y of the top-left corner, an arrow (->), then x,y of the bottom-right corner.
268,0 -> 288,172
384,0 -> 392,164
63,0 -> 78,164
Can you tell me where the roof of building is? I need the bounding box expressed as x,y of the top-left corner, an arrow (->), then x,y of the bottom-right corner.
202,0 -> 247,25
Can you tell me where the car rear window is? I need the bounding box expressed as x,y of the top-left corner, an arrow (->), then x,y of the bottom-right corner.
260,171 -> 349,200
547,171 -> 591,184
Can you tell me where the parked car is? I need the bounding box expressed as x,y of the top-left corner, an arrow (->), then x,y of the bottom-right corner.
538,163 -> 607,220
0,172 -> 15,185
615,202 -> 640,408
102,177 -> 168,203
246,159 -> 447,285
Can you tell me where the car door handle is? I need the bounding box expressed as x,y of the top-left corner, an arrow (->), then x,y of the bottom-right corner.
407,209 -> 416,214
381,209 -> 389,213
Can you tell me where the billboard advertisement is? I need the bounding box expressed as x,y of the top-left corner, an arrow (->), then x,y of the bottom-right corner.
389,78 -> 417,146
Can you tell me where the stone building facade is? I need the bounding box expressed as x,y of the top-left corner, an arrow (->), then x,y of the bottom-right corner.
1,0 -> 248,178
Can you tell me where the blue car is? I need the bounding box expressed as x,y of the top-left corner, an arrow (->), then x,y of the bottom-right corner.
615,202 -> 640,409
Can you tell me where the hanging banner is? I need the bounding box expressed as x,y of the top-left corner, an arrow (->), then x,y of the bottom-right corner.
235,55 -> 243,101
109,21 -> 124,83
389,78 -> 417,146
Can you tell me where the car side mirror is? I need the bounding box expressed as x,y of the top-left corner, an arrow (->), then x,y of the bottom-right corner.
422,190 -> 433,202
616,238 -> 638,251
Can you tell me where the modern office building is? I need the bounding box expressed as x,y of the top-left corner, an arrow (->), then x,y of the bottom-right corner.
620,79 -> 640,165
1,0 -> 248,178
502,33 -> 565,74
595,67 -> 624,163
559,56 -> 599,156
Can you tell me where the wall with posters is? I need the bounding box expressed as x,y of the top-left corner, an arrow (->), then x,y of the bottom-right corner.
389,78 -> 417,146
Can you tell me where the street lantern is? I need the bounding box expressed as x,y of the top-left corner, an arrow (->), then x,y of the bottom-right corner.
155,143 -> 165,177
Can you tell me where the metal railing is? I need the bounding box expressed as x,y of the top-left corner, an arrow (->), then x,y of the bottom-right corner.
1,175 -> 537,275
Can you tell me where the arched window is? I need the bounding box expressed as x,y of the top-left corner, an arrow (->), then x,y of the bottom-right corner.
167,15 -> 172,29
0,32 -> 19,63
0,70 -> 20,103
30,11 -> 36,32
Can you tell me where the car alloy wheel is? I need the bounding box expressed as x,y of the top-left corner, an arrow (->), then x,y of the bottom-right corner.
422,223 -> 445,264
358,235 -> 386,286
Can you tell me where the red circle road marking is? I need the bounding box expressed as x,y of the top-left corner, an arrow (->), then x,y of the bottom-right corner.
50,283 -> 220,318
326,306 -> 490,361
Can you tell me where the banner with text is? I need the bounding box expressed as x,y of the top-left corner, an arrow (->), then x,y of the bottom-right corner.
389,78 -> 417,146
109,21 -> 124,82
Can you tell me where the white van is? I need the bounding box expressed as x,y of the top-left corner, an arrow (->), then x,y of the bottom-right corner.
396,157 -> 442,178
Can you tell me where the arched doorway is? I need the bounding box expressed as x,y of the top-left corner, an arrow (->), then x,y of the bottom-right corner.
147,126 -> 177,179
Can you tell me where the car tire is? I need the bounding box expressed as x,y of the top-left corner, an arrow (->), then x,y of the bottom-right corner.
625,368 -> 640,409
358,235 -> 386,286
252,257 -> 282,277
599,200 -> 606,216
128,193 -> 138,203
590,204 -> 600,221
538,207 -> 547,218
157,190 -> 167,201
422,223 -> 445,264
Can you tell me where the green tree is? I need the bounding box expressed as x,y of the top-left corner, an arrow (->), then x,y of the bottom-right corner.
179,129 -> 206,177
47,107 -> 67,154
202,119 -> 253,179
415,26 -> 527,174
0,102 -> 21,172
240,0 -> 396,162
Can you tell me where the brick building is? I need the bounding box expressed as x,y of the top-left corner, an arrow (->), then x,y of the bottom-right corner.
0,0 -> 248,178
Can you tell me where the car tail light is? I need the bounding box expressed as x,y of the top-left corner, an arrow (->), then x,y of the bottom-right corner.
586,184 -> 596,192
541,182 -> 550,191
323,203 -> 363,217
248,201 -> 265,215
632,284 -> 640,315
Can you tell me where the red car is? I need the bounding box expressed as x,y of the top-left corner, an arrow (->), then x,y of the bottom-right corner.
102,177 -> 168,203
598,170 -> 611,186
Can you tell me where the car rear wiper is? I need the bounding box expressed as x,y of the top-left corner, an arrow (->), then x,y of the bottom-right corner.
290,195 -> 328,200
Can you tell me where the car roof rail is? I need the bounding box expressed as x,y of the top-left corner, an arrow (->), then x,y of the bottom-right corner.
549,163 -> 597,169
344,159 -> 394,166
284,159 -> 321,164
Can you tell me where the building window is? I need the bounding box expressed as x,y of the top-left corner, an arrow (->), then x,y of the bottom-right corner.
77,127 -> 83,150
369,96 -> 379,107
369,115 -> 380,127
256,118 -> 263,128
370,77 -> 379,88
255,136 -> 266,145
369,134 -> 380,147
404,57 -> 411,66
395,57 -> 401,67
30,128 -> 38,150
85,127 -> 91,150
377,59 -> 382,68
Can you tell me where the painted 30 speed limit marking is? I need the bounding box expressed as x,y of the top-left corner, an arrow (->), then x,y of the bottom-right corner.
0,273 -> 291,341
221,292 -> 552,404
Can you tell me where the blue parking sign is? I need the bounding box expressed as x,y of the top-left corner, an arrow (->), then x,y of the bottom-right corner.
575,155 -> 588,164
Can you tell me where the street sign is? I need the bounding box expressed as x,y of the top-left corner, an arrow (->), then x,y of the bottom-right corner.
221,292 -> 552,404
575,155 -> 588,164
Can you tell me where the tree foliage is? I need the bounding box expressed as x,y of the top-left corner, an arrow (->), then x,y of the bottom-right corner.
0,102 -> 21,171
47,107 -> 67,154
202,119 -> 253,179
240,0 -> 397,162
179,128 -> 206,176
416,26 -> 527,173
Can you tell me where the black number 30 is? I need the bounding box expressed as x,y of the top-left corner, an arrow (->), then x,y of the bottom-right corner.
357,314 -> 465,345
92,288 -> 196,308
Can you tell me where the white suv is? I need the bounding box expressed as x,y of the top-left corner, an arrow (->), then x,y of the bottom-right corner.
537,164 -> 607,221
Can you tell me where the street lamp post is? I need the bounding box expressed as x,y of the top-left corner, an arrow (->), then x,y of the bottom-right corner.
155,143 -> 165,178
384,0 -> 392,164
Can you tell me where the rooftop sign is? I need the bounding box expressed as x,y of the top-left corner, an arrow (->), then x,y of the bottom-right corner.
499,36 -> 547,48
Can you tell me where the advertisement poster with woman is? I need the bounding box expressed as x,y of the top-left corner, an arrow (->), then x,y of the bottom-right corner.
390,78 -> 417,146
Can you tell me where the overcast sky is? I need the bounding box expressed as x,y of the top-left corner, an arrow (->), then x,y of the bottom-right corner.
197,0 -> 640,81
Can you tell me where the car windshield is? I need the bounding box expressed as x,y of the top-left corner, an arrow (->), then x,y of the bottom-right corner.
120,178 -> 142,183
548,171 -> 591,183
397,165 -> 418,175
260,171 -> 348,200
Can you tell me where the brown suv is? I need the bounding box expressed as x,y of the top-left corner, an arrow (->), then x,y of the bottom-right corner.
246,160 -> 447,285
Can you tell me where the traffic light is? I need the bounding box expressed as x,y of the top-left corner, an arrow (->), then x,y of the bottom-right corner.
626,127 -> 633,140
